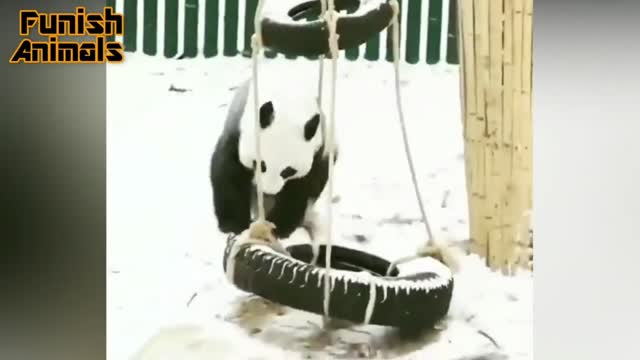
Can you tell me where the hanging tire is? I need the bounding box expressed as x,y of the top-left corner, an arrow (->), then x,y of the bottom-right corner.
223,236 -> 454,330
260,0 -> 394,57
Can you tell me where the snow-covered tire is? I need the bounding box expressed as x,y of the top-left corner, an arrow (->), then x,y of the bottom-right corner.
223,237 -> 454,329
260,0 -> 394,57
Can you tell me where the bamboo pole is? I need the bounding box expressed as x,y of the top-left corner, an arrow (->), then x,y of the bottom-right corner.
458,0 -> 534,274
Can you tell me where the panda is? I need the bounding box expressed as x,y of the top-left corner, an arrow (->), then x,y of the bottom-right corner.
209,75 -> 338,240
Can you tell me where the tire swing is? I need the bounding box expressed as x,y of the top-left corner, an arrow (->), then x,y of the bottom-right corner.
223,0 -> 455,331
260,0 -> 395,57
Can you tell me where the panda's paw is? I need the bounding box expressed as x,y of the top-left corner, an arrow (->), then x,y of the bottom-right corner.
248,220 -> 277,242
416,242 -> 463,273
248,221 -> 290,256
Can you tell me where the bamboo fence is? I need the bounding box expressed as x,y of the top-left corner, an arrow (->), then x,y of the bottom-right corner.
457,0 -> 534,274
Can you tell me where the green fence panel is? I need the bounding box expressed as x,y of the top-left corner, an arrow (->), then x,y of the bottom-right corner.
123,0 -> 138,52
446,0 -> 459,64
405,0 -> 422,64
364,33 -> 380,61
264,49 -> 278,58
345,46 -> 359,61
143,0 -> 158,55
223,0 -> 238,56
203,0 -> 219,57
182,0 -> 199,57
426,0 -> 443,64
107,0 -> 116,43
164,0 -> 179,57
242,0 -> 257,57
344,5 -> 360,61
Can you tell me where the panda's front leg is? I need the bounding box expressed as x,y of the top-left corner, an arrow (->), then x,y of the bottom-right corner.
211,172 -> 252,235
265,187 -> 309,240
213,188 -> 252,235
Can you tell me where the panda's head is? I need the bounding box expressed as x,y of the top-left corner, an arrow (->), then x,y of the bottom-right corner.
238,97 -> 323,195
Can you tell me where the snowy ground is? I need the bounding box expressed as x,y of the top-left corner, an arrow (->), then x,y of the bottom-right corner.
107,54 -> 532,360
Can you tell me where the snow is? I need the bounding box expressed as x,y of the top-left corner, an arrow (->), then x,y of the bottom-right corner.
107,53 -> 532,360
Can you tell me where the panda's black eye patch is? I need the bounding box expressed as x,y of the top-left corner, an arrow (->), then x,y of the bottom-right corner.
280,167 -> 297,178
252,160 -> 266,173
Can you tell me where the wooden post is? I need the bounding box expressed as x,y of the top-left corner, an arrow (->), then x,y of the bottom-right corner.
457,0 -> 534,274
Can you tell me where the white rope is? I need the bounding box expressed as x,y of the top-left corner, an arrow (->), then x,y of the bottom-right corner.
317,0 -> 327,133
362,271 -> 378,325
385,253 -> 422,276
309,0 -> 329,268
251,0 -> 267,221
317,0 -> 330,158
389,0 -> 435,245
322,0 -> 339,322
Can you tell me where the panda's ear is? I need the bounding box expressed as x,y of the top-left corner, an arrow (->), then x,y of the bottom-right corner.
259,101 -> 274,129
304,113 -> 320,141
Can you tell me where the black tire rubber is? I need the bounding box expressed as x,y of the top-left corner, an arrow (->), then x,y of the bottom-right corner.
260,0 -> 394,57
223,237 -> 454,330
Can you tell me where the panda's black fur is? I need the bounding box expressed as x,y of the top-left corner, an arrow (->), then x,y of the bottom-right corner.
210,80 -> 337,239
